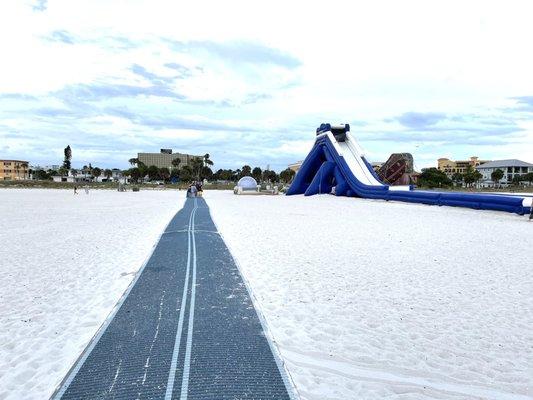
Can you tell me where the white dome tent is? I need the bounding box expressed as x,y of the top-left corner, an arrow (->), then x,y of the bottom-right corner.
238,176 -> 258,190
233,176 -> 279,196
234,176 -> 259,194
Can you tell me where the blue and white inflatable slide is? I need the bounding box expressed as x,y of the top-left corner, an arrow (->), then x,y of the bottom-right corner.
287,123 -> 532,215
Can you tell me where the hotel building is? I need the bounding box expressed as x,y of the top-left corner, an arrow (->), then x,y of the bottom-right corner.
437,156 -> 490,177
0,160 -> 29,180
137,149 -> 200,169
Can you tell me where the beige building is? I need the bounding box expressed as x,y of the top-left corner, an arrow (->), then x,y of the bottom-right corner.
0,160 -> 29,180
137,149 -> 200,169
437,156 -> 490,177
288,161 -> 303,174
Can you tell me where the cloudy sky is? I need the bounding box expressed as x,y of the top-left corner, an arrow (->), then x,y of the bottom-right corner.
1,0 -> 533,171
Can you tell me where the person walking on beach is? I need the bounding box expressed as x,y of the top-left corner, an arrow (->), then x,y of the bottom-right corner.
74,185 -> 78,195
84,185 -> 89,194
195,181 -> 203,197
186,182 -> 198,198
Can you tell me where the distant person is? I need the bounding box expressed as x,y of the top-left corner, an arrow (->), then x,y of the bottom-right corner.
187,184 -> 197,198
84,185 -> 89,194
73,185 -> 78,195
196,181 -> 203,197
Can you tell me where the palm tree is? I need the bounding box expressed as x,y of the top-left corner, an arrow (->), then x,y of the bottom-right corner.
145,165 -> 158,181
203,154 -> 214,167
63,145 -> 72,170
512,175 -> 523,186
81,165 -> 90,179
58,167 -> 68,177
524,172 -> 533,186
451,172 -> 463,187
190,157 -> 204,180
92,167 -> 102,181
171,157 -> 181,170
137,163 -> 148,182
129,168 -> 140,183
159,167 -> 170,182
128,158 -> 138,166
180,165 -> 193,181
252,167 -> 262,182
280,168 -> 295,183
491,169 -> 504,188
473,170 -> 483,188
241,165 -> 252,178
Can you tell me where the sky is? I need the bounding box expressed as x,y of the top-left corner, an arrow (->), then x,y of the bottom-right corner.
1,0 -> 533,171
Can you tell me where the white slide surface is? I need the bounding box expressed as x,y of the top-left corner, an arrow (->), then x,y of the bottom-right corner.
345,135 -> 384,186
338,132 -> 411,191
336,141 -> 379,186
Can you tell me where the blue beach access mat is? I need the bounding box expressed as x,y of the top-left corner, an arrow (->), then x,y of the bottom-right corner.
51,197 -> 295,400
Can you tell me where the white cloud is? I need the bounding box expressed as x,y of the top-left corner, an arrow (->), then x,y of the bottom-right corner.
0,0 -> 532,169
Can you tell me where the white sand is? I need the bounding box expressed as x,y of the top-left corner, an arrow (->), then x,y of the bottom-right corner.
0,189 -> 183,400
205,191 -> 533,400
1,188 -> 531,400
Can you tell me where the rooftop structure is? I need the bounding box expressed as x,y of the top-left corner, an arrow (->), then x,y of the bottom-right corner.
475,159 -> 533,169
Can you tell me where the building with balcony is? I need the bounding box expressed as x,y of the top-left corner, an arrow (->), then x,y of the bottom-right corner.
0,160 -> 29,180
476,159 -> 533,187
437,156 -> 490,177
137,149 -> 200,169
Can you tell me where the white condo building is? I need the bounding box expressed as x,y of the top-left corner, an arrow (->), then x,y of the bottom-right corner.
476,159 -> 533,187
